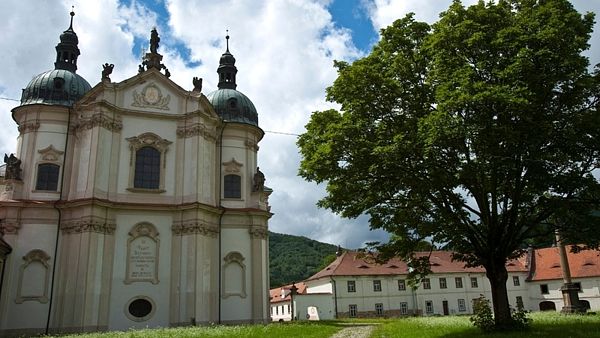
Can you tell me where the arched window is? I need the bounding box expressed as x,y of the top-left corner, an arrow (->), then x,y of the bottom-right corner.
224,174 -> 241,198
126,133 -> 171,193
36,163 -> 60,191
134,147 -> 161,189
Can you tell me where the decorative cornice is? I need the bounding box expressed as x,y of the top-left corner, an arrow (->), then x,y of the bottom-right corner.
176,123 -> 217,141
38,145 -> 64,162
0,222 -> 20,235
18,122 -> 40,134
249,226 -> 268,239
61,219 -> 116,234
245,139 -> 259,151
126,132 -> 172,152
75,112 -> 123,132
172,221 -> 218,237
222,158 -> 243,173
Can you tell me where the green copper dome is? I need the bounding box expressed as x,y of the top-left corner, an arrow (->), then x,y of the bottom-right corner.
21,69 -> 91,106
20,10 -> 91,107
206,88 -> 258,126
206,35 -> 258,127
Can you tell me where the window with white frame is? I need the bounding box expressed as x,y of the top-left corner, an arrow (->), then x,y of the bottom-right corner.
422,278 -> 431,289
516,296 -> 524,309
375,303 -> 384,316
455,277 -> 463,288
400,302 -> 408,315
471,277 -> 478,288
347,280 -> 356,293
425,300 -> 434,314
373,280 -> 382,292
513,276 -> 520,286
224,174 -> 241,198
398,279 -> 406,291
126,132 -> 171,192
349,304 -> 357,318
36,163 -> 60,191
458,299 -> 466,312
439,277 -> 447,289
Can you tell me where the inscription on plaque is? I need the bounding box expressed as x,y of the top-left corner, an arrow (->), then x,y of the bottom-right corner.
125,222 -> 160,284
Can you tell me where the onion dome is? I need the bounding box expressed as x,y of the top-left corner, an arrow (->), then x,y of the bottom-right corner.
206,34 -> 258,126
20,10 -> 91,106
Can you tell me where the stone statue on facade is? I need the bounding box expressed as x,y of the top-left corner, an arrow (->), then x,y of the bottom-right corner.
4,154 -> 22,180
253,167 -> 265,192
150,28 -> 160,54
193,77 -> 202,93
102,63 -> 114,81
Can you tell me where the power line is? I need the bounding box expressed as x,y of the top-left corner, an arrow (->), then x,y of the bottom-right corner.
264,130 -> 300,137
0,97 -> 20,102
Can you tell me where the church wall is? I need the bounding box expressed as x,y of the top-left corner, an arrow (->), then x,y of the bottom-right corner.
107,213 -> 172,330
0,220 -> 57,335
220,226 -> 253,322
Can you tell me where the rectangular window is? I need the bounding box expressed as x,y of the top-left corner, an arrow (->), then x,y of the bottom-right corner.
373,280 -> 382,292
422,278 -> 431,289
224,174 -> 241,198
349,304 -> 357,318
36,163 -> 60,191
398,279 -> 406,291
287,304 -> 290,313
276,306 -> 278,315
516,296 -> 524,309
439,277 -> 447,289
347,280 -> 356,293
458,299 -> 466,312
400,302 -> 408,315
375,303 -> 384,316
471,277 -> 478,288
425,300 -> 434,314
574,282 -> 583,293
540,284 -> 549,294
455,277 -> 463,288
513,276 -> 520,286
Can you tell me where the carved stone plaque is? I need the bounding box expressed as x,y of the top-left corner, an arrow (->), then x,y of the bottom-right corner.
125,223 -> 159,284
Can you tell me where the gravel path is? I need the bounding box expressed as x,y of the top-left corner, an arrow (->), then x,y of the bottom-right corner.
330,324 -> 376,338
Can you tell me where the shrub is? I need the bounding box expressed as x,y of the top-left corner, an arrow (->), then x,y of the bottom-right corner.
470,296 -> 494,332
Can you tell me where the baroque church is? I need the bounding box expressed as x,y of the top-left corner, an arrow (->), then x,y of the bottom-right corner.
0,11 -> 272,336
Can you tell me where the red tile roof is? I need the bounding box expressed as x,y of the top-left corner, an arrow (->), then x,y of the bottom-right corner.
269,282 -> 307,304
529,246 -> 600,281
307,250 -> 528,281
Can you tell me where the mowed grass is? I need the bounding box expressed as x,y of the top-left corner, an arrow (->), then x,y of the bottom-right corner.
49,312 -> 600,338
369,311 -> 600,338
53,321 -> 341,338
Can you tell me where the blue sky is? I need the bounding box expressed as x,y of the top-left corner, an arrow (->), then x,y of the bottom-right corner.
0,0 -> 598,249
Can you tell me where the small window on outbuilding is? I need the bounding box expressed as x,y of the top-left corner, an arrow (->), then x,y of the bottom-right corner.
224,174 -> 241,198
36,163 -> 60,191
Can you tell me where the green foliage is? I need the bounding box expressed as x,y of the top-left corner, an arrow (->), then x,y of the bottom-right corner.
470,296 -> 495,332
269,232 -> 339,288
297,0 -> 600,329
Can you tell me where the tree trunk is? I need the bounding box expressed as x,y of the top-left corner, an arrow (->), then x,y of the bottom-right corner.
485,263 -> 513,329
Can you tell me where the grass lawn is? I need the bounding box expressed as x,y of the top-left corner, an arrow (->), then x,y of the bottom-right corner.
49,312 -> 600,337
53,321 -> 342,338
369,311 -> 600,338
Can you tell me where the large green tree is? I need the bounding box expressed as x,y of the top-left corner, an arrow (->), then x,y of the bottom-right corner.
298,0 -> 600,328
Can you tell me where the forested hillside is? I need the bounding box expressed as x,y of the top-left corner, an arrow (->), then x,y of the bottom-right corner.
269,231 -> 339,288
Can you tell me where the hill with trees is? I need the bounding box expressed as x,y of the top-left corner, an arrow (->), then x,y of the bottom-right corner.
269,231 -> 339,288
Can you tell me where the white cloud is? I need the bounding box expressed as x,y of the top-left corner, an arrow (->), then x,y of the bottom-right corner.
0,0 -> 382,249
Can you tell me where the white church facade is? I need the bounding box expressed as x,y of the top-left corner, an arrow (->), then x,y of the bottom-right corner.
0,11 -> 272,336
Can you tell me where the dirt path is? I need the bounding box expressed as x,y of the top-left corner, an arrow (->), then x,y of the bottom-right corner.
330,324 -> 376,338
